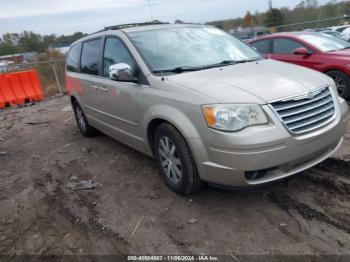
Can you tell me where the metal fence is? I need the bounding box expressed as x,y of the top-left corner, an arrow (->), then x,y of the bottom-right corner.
1,59 -> 66,98
270,16 -> 347,32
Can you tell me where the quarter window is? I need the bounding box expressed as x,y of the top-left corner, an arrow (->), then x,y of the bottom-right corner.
103,37 -> 135,78
273,38 -> 306,54
81,39 -> 101,76
67,43 -> 81,72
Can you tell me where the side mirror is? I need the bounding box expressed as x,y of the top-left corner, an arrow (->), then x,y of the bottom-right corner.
109,63 -> 138,82
294,47 -> 311,56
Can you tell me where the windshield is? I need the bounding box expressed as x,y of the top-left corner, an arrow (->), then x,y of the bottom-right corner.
127,26 -> 262,73
299,33 -> 350,52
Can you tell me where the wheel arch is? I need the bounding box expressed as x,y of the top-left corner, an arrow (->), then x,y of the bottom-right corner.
144,105 -> 201,156
323,67 -> 348,75
70,95 -> 77,104
324,68 -> 350,99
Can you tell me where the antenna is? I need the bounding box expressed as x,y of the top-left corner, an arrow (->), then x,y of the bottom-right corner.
147,0 -> 155,22
269,0 -> 273,10
146,0 -> 164,79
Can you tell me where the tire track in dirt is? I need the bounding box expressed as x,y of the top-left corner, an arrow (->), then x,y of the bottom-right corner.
269,191 -> 350,234
267,159 -> 350,251
36,160 -> 131,255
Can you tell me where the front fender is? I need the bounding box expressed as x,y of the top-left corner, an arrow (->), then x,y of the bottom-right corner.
142,104 -> 201,139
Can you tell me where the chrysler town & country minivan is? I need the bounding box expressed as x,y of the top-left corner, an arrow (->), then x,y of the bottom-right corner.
66,23 -> 348,195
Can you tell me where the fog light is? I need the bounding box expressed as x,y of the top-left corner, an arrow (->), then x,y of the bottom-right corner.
245,169 -> 269,180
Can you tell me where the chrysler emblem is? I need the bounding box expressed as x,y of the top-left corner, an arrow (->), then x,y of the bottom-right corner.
307,91 -> 314,99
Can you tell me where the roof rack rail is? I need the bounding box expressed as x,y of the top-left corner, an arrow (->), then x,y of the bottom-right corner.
102,22 -> 170,31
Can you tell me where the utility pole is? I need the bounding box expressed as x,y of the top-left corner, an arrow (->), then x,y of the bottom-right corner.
316,7 -> 323,29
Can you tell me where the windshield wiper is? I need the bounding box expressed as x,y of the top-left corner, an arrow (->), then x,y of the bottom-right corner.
203,60 -> 236,69
234,59 -> 260,63
153,66 -> 203,74
203,59 -> 259,69
153,59 -> 261,74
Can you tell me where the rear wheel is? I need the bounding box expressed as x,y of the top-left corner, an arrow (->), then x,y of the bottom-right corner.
154,123 -> 203,195
72,100 -> 97,137
326,70 -> 350,99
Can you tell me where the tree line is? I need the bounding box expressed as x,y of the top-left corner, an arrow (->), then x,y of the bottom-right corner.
0,31 -> 86,57
1,0 -> 350,57
206,0 -> 350,31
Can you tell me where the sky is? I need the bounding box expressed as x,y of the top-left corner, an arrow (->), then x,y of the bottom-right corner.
0,0 -> 331,35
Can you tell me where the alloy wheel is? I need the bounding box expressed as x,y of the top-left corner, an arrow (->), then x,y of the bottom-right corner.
158,136 -> 183,184
333,75 -> 346,95
75,104 -> 86,133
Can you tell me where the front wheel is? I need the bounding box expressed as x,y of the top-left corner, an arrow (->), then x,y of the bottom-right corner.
154,123 -> 203,195
326,70 -> 350,99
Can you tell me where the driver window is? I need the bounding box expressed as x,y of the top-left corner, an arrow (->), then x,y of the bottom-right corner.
103,37 -> 135,78
273,38 -> 307,54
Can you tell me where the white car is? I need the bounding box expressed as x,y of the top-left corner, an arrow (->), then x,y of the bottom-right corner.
329,25 -> 350,33
340,27 -> 350,41
327,25 -> 350,41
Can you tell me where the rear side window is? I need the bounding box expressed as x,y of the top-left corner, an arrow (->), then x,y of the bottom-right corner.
250,40 -> 271,54
273,38 -> 304,54
103,37 -> 136,77
67,43 -> 81,72
81,39 -> 101,76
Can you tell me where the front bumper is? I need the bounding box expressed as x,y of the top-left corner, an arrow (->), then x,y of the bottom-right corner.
190,98 -> 349,187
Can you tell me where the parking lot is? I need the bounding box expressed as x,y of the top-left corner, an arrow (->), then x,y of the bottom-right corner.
0,96 -> 349,256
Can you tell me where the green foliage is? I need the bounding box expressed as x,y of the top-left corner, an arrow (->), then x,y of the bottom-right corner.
206,0 -> 350,31
0,31 -> 87,56
18,31 -> 44,53
264,8 -> 285,27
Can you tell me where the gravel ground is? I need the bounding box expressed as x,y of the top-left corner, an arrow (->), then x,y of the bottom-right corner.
0,96 -> 350,257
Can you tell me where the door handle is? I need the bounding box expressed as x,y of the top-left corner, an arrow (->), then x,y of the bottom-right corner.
90,85 -> 99,91
98,86 -> 109,92
90,85 -> 108,92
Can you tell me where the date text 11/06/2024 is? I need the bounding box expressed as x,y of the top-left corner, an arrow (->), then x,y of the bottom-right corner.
127,256 -> 220,261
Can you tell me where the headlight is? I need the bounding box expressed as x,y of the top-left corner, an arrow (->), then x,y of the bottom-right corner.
201,104 -> 268,132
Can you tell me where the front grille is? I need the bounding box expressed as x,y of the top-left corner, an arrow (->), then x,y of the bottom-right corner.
270,87 -> 336,135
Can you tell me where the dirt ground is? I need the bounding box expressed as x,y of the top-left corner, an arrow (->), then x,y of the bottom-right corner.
0,96 -> 350,257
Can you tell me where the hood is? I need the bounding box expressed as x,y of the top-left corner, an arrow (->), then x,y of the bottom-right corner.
167,59 -> 330,104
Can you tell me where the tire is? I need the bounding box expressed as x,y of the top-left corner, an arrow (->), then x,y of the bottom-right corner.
72,100 -> 98,137
154,123 -> 203,195
326,70 -> 350,99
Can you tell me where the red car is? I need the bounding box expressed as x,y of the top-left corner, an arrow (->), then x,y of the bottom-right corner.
249,32 -> 350,99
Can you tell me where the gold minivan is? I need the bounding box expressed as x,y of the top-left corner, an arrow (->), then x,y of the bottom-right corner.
66,23 -> 349,195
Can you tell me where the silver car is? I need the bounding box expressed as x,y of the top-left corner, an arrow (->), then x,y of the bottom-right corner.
66,23 -> 349,195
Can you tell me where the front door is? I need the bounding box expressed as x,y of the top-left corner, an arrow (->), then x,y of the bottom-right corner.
271,38 -> 318,70
94,36 -> 144,149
